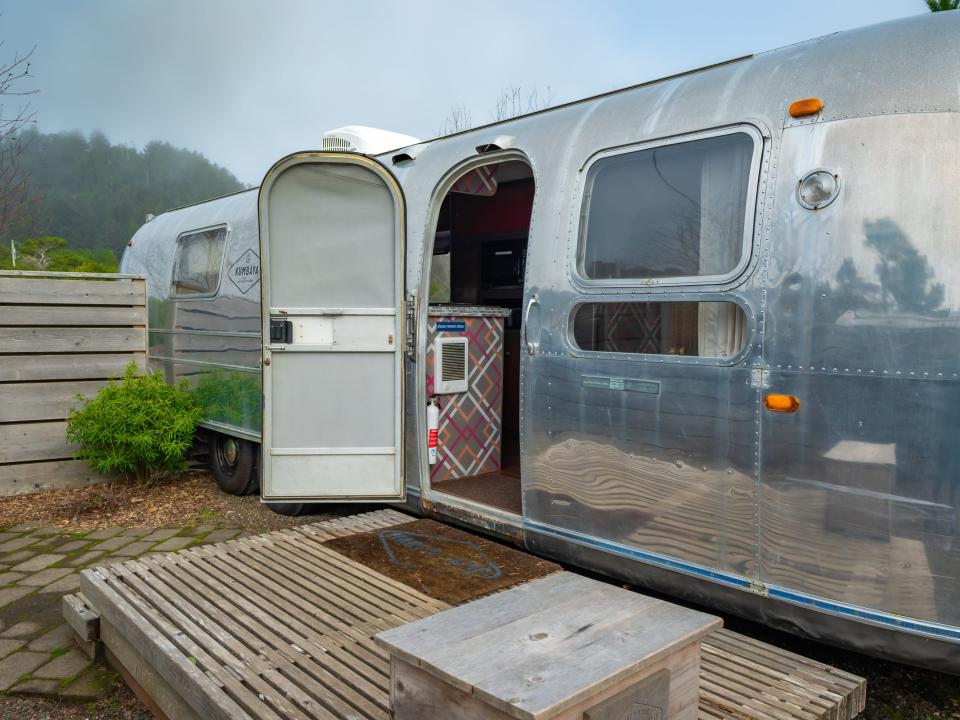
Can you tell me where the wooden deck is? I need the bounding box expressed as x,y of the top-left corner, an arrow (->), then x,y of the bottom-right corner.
77,510 -> 866,720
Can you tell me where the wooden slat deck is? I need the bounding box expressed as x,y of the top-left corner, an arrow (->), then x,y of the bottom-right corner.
79,510 -> 866,720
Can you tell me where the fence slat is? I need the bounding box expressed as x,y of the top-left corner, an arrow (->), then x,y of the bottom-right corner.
0,327 -> 145,354
0,274 -> 147,495
0,353 -> 144,383
0,459 -> 106,496
1,381 -> 110,423
0,421 -> 75,464
1,305 -> 146,327
0,277 -> 145,305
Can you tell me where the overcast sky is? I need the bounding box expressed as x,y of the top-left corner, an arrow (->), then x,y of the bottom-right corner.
5,0 -> 927,185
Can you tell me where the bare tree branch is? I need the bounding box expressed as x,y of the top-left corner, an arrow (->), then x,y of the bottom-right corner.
0,43 -> 39,253
439,84 -> 553,136
438,102 -> 473,136
493,84 -> 552,122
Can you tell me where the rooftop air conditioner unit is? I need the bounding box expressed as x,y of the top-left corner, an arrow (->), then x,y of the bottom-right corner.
321,126 -> 420,155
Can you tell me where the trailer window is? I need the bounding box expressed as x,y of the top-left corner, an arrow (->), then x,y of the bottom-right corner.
577,132 -> 754,283
572,301 -> 747,358
172,226 -> 227,297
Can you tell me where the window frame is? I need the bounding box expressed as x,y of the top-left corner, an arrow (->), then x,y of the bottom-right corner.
169,223 -> 230,300
571,124 -> 764,292
565,294 -> 754,367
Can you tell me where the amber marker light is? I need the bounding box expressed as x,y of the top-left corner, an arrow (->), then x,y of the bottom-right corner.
765,394 -> 801,413
789,98 -> 823,118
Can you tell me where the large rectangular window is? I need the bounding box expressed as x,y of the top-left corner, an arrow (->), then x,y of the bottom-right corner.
572,301 -> 747,358
172,226 -> 227,297
578,131 -> 755,282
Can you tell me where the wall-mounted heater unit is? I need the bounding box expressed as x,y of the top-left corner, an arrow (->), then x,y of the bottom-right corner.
435,337 -> 469,394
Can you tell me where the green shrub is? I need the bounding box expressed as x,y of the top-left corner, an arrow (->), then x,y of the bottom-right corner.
66,363 -> 204,483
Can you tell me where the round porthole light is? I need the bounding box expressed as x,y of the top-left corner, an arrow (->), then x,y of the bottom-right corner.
797,170 -> 840,210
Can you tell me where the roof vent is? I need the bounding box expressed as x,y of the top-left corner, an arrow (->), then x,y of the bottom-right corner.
321,126 -> 420,155
321,135 -> 354,152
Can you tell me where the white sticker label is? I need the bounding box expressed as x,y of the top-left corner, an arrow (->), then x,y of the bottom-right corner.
228,249 -> 260,294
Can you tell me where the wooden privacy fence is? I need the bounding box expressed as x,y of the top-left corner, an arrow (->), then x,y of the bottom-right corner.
0,270 -> 146,496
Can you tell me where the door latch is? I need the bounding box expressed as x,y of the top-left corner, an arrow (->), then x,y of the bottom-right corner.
269,318 -> 293,344
404,294 -> 417,361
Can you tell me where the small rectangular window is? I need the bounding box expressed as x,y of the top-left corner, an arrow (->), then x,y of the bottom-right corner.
578,131 -> 755,282
572,301 -> 747,358
172,226 -> 227,297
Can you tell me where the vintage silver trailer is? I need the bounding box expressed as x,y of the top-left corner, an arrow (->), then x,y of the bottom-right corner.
121,127 -> 419,494
121,187 -> 264,493
128,13 -> 960,671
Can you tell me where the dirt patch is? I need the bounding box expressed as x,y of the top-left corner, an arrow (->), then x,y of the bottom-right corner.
325,518 -> 560,604
0,470 -> 353,531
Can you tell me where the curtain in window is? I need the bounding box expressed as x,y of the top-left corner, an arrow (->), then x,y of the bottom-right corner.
698,140 -> 750,357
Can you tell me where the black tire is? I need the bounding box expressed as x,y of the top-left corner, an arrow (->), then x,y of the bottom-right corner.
265,502 -> 309,517
209,434 -> 257,496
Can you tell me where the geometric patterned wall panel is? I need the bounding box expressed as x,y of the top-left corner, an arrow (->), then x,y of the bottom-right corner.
425,313 -> 504,484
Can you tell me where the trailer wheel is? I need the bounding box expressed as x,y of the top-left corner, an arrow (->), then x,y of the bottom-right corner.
209,434 -> 257,496
266,502 -> 308,517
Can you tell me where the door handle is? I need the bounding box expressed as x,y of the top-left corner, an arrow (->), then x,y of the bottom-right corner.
523,295 -> 541,355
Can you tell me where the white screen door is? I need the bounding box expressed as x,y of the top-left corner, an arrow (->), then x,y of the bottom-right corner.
259,153 -> 405,501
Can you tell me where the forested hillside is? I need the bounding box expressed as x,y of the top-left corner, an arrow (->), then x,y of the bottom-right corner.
2,129 -> 247,257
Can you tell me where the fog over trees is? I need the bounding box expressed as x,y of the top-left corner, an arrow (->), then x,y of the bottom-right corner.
0,128 -> 246,266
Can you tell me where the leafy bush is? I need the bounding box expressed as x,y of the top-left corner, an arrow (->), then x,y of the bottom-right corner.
66,363 -> 203,483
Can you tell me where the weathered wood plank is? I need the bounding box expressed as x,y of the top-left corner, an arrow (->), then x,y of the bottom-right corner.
1,304 -> 146,326
0,276 -> 145,305
0,353 -> 143,382
146,553 -> 391,707
103,629 -> 200,720
0,458 -> 107,496
0,273 -> 147,495
62,593 -> 100,642
131,557 -> 385,719
75,511 -> 866,720
80,567 -> 256,720
111,563 -> 318,720
1,380 -> 108,422
375,572 -> 720,720
0,327 -> 145,354
0,422 -> 74,464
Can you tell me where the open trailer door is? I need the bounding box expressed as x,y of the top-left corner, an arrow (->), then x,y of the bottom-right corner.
259,153 -> 405,501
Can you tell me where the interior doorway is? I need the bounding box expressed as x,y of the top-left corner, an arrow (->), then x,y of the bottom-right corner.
424,159 -> 534,515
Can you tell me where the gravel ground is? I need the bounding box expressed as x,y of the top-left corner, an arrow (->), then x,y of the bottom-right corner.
0,679 -> 151,720
0,469 -> 363,532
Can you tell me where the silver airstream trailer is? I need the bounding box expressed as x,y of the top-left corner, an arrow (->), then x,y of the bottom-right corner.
123,13 -> 960,671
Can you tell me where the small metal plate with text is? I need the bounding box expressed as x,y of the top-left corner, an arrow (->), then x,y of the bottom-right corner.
581,376 -> 660,395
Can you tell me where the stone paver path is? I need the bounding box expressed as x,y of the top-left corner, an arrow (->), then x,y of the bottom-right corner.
0,523 -> 249,702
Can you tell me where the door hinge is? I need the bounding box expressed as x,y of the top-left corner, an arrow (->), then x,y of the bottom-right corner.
404,294 -> 417,361
751,368 -> 769,389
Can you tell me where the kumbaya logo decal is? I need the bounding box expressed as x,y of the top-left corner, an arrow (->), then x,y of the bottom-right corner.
378,530 -> 502,579
228,249 -> 260,294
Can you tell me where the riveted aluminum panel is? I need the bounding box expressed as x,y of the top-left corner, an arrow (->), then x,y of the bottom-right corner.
524,353 -> 759,580
762,113 -> 960,628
